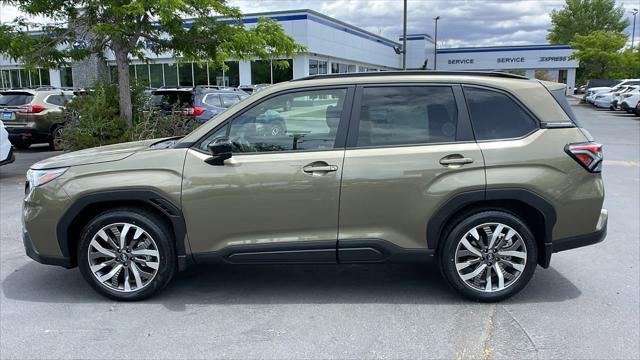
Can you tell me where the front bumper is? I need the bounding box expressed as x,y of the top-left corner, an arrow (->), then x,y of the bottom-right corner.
594,99 -> 612,108
23,231 -> 72,268
0,146 -> 14,166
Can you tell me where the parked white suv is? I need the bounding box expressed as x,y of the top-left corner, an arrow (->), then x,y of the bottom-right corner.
587,79 -> 640,105
620,86 -> 640,114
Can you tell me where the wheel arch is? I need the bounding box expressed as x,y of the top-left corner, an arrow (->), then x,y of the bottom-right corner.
427,188 -> 556,267
57,189 -> 188,269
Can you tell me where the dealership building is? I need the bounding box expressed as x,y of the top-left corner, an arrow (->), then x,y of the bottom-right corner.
0,9 -> 578,93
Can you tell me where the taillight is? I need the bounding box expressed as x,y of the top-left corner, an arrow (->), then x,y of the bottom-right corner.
565,142 -> 603,172
191,107 -> 205,117
18,105 -> 45,114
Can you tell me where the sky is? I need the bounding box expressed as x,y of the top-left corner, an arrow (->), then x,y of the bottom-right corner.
1,0 -> 638,48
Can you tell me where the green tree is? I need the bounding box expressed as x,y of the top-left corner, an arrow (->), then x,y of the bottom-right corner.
547,0 -> 629,44
0,1 -> 305,125
569,30 -> 628,82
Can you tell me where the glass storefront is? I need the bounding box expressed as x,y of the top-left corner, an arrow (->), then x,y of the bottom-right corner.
251,59 -> 293,84
309,59 -> 328,75
331,62 -> 357,74
164,63 -> 178,86
178,63 -> 193,87
0,68 -> 51,88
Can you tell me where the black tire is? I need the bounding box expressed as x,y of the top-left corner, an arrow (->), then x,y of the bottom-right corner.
49,125 -> 64,151
440,210 -> 537,302
11,140 -> 30,150
77,207 -> 176,301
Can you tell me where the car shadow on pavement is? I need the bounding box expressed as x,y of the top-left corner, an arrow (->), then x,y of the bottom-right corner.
2,261 -> 581,309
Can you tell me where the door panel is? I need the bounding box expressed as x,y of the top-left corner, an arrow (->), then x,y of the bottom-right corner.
181,87 -> 352,256
338,143 -> 485,249
182,149 -> 344,254
337,84 -> 485,251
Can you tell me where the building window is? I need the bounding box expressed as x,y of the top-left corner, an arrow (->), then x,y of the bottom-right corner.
251,59 -> 293,84
60,67 -> 73,87
149,64 -> 163,88
309,59 -> 328,75
0,70 -> 8,88
178,63 -> 193,87
136,64 -> 150,86
193,63 -> 208,86
331,62 -> 356,74
109,66 -> 118,84
164,63 -> 178,87
39,69 -> 50,86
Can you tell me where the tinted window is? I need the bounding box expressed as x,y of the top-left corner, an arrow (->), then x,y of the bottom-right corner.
356,86 -> 458,146
46,95 -> 64,106
550,88 -> 581,126
220,94 -> 241,107
464,87 -> 538,140
198,124 -> 228,152
227,88 -> 347,153
150,91 -> 193,110
0,93 -> 33,106
203,94 -> 222,107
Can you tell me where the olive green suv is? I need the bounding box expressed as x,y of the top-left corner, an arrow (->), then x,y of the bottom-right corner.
22,72 -> 607,301
1,88 -> 74,150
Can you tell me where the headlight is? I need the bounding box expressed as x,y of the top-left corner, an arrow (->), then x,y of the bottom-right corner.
26,168 -> 68,188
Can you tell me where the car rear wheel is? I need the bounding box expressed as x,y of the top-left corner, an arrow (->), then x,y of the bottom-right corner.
440,210 -> 537,302
49,126 -> 64,151
78,208 -> 176,301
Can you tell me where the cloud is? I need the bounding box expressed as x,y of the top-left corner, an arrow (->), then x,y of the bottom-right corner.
2,0 -> 637,48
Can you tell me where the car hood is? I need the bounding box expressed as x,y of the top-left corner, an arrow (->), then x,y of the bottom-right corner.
31,138 -> 163,170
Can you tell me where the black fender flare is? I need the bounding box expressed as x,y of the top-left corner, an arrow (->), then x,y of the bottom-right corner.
56,189 -> 188,268
426,188 -> 556,267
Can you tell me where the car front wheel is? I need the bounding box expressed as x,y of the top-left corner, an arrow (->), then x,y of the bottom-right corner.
78,208 -> 176,301
440,210 -> 537,302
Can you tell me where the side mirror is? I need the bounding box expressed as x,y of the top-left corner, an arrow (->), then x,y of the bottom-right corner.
205,138 -> 232,166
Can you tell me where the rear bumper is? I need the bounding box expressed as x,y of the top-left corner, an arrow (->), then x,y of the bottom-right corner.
7,127 -> 50,143
23,231 -> 72,268
553,209 -> 607,253
540,209 -> 607,267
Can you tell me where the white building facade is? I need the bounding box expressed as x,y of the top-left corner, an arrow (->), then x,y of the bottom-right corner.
0,9 -> 578,92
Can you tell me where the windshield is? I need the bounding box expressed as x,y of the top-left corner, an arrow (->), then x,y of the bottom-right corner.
0,92 -> 34,106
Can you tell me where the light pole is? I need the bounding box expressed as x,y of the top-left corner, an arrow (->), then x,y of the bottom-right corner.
632,9 -> 638,51
402,0 -> 407,70
433,16 -> 440,70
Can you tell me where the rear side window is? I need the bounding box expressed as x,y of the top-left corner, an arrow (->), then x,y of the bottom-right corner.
203,94 -> 222,107
220,94 -> 241,107
0,93 -> 34,106
463,87 -> 538,140
356,86 -> 458,146
549,88 -> 581,127
46,95 -> 64,106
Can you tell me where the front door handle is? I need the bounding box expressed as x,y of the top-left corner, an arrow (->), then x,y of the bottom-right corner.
303,161 -> 338,175
439,155 -> 474,166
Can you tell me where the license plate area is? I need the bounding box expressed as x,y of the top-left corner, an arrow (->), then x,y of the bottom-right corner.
2,112 -> 13,121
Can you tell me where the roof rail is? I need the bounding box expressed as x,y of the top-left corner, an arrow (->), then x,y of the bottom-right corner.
292,70 -> 529,81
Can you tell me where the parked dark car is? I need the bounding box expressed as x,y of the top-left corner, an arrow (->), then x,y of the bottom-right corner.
148,86 -> 248,122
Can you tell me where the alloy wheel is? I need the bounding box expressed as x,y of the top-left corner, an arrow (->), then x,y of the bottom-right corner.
454,222 -> 527,292
52,127 -> 64,151
87,222 -> 160,292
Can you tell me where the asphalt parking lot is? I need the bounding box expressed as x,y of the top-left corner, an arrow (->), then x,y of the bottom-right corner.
0,98 -> 638,359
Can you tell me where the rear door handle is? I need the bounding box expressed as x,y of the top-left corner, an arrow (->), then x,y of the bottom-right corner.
303,162 -> 338,175
439,155 -> 474,166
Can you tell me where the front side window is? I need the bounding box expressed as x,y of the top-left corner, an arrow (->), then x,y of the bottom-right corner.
356,86 -> 458,146
463,87 -> 538,140
227,88 -> 347,153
